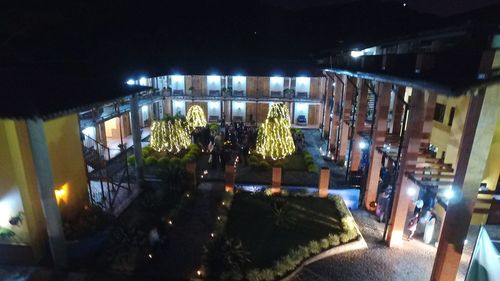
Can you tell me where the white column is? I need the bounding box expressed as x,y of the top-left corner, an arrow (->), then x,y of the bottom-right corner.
26,118 -> 67,268
130,93 -> 145,186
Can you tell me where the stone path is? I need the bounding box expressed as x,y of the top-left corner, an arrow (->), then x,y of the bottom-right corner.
134,182 -> 225,280
290,210 -> 475,281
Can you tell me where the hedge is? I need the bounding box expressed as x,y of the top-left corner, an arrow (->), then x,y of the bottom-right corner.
242,195 -> 358,281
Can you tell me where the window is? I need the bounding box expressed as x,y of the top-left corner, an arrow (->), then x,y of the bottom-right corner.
448,107 -> 455,127
433,103 -> 446,122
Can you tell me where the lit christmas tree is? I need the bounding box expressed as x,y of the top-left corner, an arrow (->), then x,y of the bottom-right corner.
186,105 -> 207,131
150,119 -> 191,153
256,103 -> 295,160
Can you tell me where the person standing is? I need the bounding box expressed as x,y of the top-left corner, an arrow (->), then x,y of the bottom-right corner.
407,213 -> 419,241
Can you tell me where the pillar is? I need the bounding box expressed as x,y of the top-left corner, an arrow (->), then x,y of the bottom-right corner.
271,166 -> 282,194
363,82 -> 391,211
385,89 -> 426,247
186,162 -> 197,188
351,79 -> 368,171
322,76 -> 333,136
329,75 -> 343,155
225,164 -> 235,192
338,76 -> 356,161
422,92 -> 437,145
318,168 -> 330,198
130,93 -> 145,187
391,87 -> 405,135
26,118 -> 67,269
430,87 -> 499,281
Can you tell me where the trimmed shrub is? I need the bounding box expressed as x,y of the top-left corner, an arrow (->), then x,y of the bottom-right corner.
145,156 -> 157,166
248,155 -> 258,164
158,157 -> 170,167
142,146 -> 153,158
320,238 -> 330,250
170,156 -> 181,166
258,161 -> 271,171
307,164 -> 318,173
308,241 -> 321,254
328,233 -> 340,246
127,155 -> 136,166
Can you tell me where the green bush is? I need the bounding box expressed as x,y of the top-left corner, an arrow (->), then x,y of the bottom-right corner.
158,157 -> 170,167
142,146 -> 153,158
170,156 -> 181,166
127,155 -> 136,166
258,161 -> 271,171
307,164 -> 318,173
320,238 -> 330,249
249,161 -> 259,170
248,155 -> 258,164
145,156 -> 158,166
308,241 -> 321,254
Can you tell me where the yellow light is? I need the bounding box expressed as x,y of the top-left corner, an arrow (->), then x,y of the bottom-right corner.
150,119 -> 191,153
256,103 -> 295,160
54,183 -> 68,204
186,105 -> 207,131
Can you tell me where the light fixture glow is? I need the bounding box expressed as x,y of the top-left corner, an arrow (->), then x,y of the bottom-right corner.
139,77 -> 147,85
407,187 -> 417,197
359,141 -> 368,150
256,103 -> 295,160
186,105 -> 207,130
150,119 -> 191,154
350,50 -> 364,58
141,105 -> 148,112
126,79 -> 135,85
444,188 -> 454,200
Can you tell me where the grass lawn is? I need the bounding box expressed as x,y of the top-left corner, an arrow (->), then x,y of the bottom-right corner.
224,192 -> 343,269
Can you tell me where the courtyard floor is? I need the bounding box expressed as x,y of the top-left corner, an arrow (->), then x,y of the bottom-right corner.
290,210 -> 476,281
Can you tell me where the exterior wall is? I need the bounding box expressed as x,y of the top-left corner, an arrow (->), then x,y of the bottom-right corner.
246,76 -> 258,97
308,104 -> 321,126
43,114 -> 89,220
0,120 -> 46,263
429,94 -> 469,166
310,77 -> 322,99
482,113 -> 500,190
259,76 -> 270,97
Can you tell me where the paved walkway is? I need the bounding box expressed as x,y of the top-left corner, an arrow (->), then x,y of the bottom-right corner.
133,182 -> 225,280
290,210 -> 475,281
302,129 -> 348,186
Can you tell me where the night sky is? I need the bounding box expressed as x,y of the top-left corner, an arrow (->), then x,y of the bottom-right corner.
270,0 -> 500,15
1,0 -> 500,118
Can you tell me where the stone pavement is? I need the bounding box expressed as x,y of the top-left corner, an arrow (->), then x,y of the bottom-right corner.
290,210 -> 476,281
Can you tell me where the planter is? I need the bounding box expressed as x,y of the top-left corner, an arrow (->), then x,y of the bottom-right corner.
66,231 -> 109,259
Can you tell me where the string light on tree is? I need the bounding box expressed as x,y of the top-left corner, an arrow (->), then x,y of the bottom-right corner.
150,119 -> 191,153
186,105 -> 207,131
256,103 -> 295,160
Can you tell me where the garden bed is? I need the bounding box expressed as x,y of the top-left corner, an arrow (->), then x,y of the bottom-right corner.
236,150 -> 319,186
204,191 -> 359,280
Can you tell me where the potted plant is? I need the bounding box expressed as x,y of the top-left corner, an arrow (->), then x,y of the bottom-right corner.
64,206 -> 112,259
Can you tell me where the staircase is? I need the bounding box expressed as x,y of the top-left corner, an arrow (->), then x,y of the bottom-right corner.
81,134 -> 131,211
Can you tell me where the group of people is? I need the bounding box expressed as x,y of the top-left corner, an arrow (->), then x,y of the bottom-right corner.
191,122 -> 259,170
374,168 -> 438,243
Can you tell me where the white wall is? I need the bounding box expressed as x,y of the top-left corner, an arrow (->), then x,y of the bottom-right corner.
171,75 -> 185,91
294,102 -> 309,124
295,77 -> 310,96
232,76 -> 246,95
207,75 -> 221,91
172,100 -> 186,116
270,77 -> 284,93
232,101 -> 246,121
208,101 -> 221,119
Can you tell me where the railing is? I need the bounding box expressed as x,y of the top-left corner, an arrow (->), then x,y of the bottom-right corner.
82,133 -> 111,161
